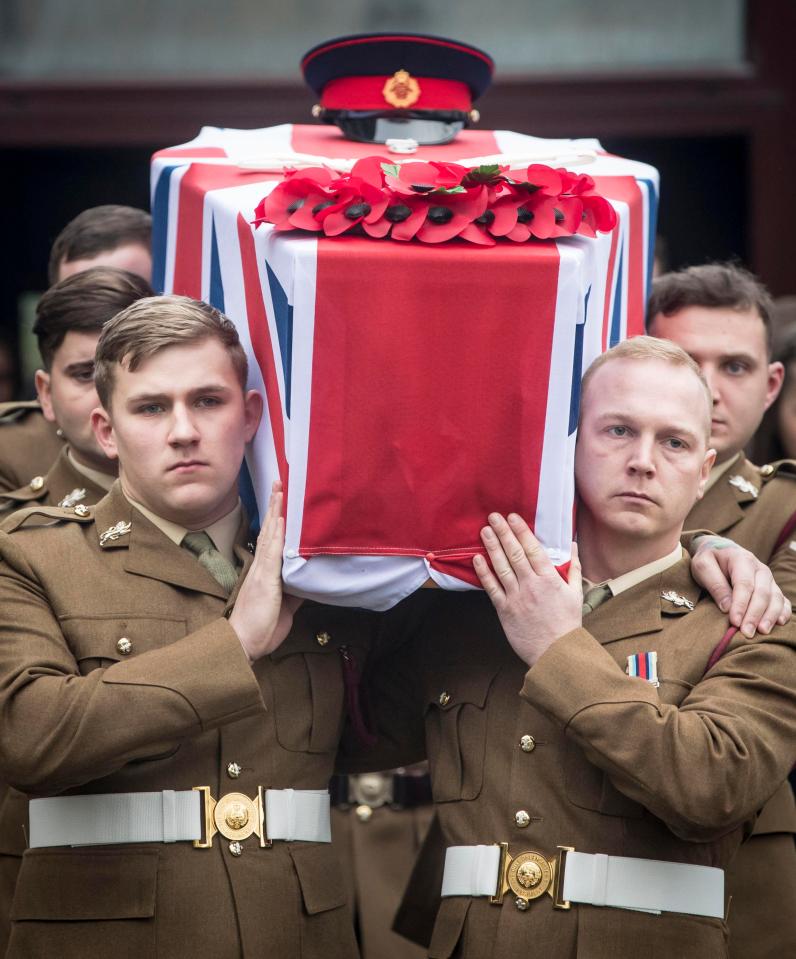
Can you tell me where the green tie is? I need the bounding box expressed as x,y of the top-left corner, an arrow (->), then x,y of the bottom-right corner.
582,583 -> 612,617
181,531 -> 238,595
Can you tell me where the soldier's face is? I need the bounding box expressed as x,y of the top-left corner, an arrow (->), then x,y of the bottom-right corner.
35,330 -> 113,473
57,243 -> 152,283
575,358 -> 715,545
649,306 -> 784,464
91,338 -> 262,528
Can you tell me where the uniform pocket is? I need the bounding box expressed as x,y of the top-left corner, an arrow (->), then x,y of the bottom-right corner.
428,897 -> 470,959
564,739 -> 645,819
425,670 -> 498,803
290,843 -> 359,959
59,615 -> 187,673
9,847 -> 158,959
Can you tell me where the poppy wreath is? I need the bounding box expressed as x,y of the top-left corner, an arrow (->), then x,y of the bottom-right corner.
253,156 -> 617,246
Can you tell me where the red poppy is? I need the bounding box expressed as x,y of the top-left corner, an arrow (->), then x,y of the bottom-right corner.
382,160 -> 469,196
577,194 -> 618,237
314,176 -> 389,237
415,186 -> 488,244
362,196 -> 428,240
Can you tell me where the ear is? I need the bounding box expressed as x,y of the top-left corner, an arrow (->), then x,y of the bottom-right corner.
764,361 -> 785,412
694,447 -> 717,501
35,369 -> 56,423
91,406 -> 118,461
242,389 -> 264,444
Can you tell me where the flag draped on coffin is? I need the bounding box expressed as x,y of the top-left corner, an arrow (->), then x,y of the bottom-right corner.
151,124 -> 658,610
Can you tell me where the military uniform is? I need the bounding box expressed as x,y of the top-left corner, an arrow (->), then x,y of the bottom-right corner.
340,557 -> 796,958
0,401 -> 63,493
0,444 -> 113,514
0,482 -> 373,959
686,453 -> 796,958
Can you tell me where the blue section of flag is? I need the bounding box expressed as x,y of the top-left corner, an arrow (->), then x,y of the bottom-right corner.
208,218 -> 225,313
568,286 -> 590,435
638,178 -> 659,305
150,165 -> 176,294
610,247 -> 624,347
266,263 -> 294,418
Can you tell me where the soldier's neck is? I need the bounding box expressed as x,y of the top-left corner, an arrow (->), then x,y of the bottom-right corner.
576,511 -> 683,584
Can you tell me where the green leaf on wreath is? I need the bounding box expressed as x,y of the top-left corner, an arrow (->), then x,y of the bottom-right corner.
380,163 -> 402,177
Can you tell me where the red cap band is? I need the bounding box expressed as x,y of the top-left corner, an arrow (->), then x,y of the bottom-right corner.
321,75 -> 472,112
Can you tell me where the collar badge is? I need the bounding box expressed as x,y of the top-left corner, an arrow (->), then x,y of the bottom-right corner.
660,589 -> 695,611
728,474 -> 759,498
58,488 -> 87,509
100,521 -> 132,547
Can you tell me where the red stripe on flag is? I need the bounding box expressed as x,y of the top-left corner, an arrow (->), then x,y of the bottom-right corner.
236,213 -> 289,494
299,236 -> 560,573
289,123 -> 499,162
151,146 -> 228,160
601,222 -> 620,352
172,164 -> 256,298
592,176 -> 645,336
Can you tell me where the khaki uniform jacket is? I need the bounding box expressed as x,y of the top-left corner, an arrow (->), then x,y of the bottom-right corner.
0,401 -> 63,493
0,482 -> 373,959
340,561 -> 796,959
0,445 -> 110,514
686,453 -> 796,957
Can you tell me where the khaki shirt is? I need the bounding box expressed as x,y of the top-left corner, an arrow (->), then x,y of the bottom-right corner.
0,402 -> 64,493
0,482 -> 374,959
341,560 -> 796,959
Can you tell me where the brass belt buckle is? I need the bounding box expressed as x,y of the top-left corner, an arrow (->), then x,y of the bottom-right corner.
192,786 -> 272,849
490,843 -> 573,911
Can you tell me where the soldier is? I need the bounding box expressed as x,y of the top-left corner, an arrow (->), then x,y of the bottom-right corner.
0,295 -> 371,958
0,267 -> 154,513
49,204 -> 152,284
648,262 -> 796,958
0,205 -> 153,492
340,337 -> 796,958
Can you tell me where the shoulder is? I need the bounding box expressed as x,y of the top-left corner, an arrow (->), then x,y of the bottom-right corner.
758,459 -> 796,484
0,504 -> 94,537
0,400 -> 43,426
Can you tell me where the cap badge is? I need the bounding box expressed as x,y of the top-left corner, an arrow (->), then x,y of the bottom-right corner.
728,474 -> 759,498
100,520 -> 132,547
383,70 -> 421,109
660,589 -> 695,611
58,488 -> 86,509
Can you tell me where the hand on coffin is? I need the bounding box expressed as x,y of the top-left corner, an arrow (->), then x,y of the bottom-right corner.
473,512 -> 583,667
690,534 -> 791,637
228,482 -> 303,663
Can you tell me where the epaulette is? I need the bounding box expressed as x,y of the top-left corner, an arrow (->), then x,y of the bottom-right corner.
0,504 -> 94,534
759,459 -> 796,482
0,474 -> 49,510
0,400 -> 42,425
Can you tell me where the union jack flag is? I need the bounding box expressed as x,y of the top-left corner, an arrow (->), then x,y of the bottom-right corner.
151,124 -> 658,609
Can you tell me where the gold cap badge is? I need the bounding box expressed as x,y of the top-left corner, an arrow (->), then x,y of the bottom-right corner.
383,70 -> 421,109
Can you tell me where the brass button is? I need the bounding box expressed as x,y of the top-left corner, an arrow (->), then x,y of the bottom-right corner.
761,464 -> 774,476
74,504 -> 89,517
515,897 -> 530,911
355,804 -> 373,823
116,637 -> 132,656
316,631 -> 331,647
514,810 -> 531,828
227,762 -> 242,779
229,841 -> 243,857
519,735 -> 536,753
29,476 -> 44,491
438,691 -> 451,706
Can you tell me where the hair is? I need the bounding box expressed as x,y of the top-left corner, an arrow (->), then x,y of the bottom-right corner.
33,267 -> 155,370
48,205 -> 152,285
581,335 -> 713,441
646,261 -> 775,357
94,295 -> 248,409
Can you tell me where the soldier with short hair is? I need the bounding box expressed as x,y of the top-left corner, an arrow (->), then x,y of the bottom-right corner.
49,204 -> 152,285
649,261 -> 796,958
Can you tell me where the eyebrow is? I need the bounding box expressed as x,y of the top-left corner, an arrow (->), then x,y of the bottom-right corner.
63,360 -> 95,375
125,384 -> 233,405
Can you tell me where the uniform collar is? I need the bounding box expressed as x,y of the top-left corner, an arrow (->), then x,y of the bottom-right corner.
685,451 -> 760,533
583,543 -> 684,599
126,497 -> 242,566
584,554 -> 701,645
703,451 -> 740,493
66,448 -> 116,493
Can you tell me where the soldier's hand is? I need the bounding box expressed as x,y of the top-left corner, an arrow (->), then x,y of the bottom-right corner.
473,512 -> 582,667
691,535 -> 791,637
228,482 -> 303,662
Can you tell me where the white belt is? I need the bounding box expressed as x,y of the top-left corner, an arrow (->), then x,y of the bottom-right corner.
29,788 -> 332,849
442,844 -> 724,919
